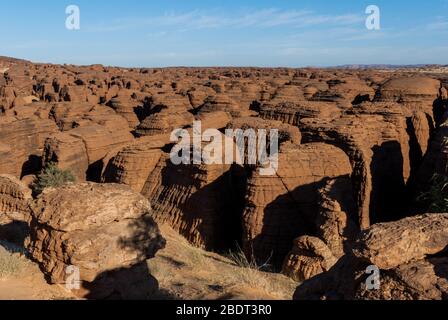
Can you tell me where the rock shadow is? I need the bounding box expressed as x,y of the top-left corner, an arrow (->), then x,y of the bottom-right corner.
370,141 -> 407,223
0,220 -> 29,247
20,154 -> 41,178
83,215 -> 171,300
250,174 -> 357,270
154,160 -> 245,252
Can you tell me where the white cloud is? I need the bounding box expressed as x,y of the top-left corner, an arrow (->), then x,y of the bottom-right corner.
86,8 -> 364,33
427,18 -> 448,31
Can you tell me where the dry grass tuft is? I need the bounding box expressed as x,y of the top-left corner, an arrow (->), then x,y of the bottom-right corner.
0,246 -> 29,279
149,225 -> 297,300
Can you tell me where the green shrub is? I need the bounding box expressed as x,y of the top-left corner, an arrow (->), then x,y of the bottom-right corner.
419,174 -> 448,212
33,162 -> 76,195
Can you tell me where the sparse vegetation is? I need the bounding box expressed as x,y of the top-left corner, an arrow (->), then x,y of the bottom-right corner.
33,162 -> 76,195
147,226 -> 296,300
0,246 -> 28,279
419,174 -> 448,212
225,244 -> 272,272
222,245 -> 288,295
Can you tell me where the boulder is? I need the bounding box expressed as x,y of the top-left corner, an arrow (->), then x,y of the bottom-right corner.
282,236 -> 337,282
353,214 -> 448,270
294,213 -> 448,300
26,183 -> 166,299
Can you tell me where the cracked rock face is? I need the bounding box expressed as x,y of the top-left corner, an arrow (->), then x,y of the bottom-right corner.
26,182 -> 166,299
353,214 -> 448,270
0,115 -> 58,177
242,142 -> 353,266
293,213 -> 448,300
282,236 -> 338,282
0,174 -> 32,225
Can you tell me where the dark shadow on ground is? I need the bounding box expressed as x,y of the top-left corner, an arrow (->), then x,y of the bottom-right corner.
82,215 -> 173,300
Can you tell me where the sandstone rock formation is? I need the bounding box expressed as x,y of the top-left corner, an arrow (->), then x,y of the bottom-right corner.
293,213 -> 448,300
353,214 -> 448,270
42,123 -> 134,181
0,115 -> 58,177
0,175 -> 32,224
101,135 -> 170,193
142,151 -> 239,251
242,142 -> 352,266
26,183 -> 166,299
316,177 -> 358,258
2,57 -> 448,299
282,236 -> 337,282
299,103 -> 426,228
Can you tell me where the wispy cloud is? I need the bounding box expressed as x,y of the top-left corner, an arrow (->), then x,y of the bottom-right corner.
86,8 -> 364,33
427,17 -> 448,31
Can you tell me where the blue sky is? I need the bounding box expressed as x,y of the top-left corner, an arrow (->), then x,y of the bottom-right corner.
1,0 -> 447,67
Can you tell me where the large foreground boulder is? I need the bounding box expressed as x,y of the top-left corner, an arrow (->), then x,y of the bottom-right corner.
26,183 -> 166,299
293,213 -> 448,300
353,214 -> 448,270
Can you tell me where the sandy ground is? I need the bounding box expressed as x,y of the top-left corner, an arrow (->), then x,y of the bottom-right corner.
148,225 -> 297,300
0,246 -> 73,300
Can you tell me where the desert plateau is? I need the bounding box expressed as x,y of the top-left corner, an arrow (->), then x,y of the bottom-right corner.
2,1 -> 448,308
0,55 -> 447,300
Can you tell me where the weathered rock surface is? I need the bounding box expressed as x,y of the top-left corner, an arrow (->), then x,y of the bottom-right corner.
0,174 -> 32,224
282,236 -> 337,282
0,115 -> 58,177
142,152 -> 239,251
294,213 -> 448,300
42,124 -> 134,181
102,135 -> 170,193
299,102 -> 424,228
26,183 -> 166,299
375,76 -> 441,110
43,132 -> 89,181
260,101 -> 341,126
227,117 -> 302,145
136,109 -> 194,136
316,177 -> 358,258
353,214 -> 448,270
2,58 -> 448,299
242,142 -> 353,266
